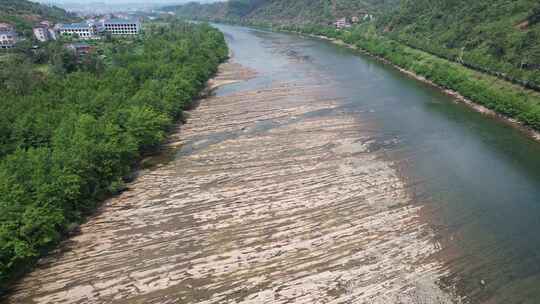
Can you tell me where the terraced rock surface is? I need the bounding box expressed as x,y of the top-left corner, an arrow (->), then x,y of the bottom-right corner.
6,58 -> 456,304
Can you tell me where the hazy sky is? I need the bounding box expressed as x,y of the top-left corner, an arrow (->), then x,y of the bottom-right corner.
34,0 -> 212,3
32,0 -> 217,12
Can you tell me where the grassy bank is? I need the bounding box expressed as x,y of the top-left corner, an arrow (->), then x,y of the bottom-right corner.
0,21 -> 228,293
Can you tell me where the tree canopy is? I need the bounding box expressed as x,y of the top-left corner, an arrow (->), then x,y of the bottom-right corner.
0,0 -> 77,36
169,0 -> 399,25
0,21 -> 228,293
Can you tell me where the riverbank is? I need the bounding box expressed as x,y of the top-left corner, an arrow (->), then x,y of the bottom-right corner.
307,33 -> 540,143
204,19 -> 540,142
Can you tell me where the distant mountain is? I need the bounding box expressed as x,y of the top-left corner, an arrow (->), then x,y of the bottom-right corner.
0,0 -> 76,35
166,0 -> 399,25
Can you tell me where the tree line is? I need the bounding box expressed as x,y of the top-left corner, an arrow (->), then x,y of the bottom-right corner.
0,21 -> 228,292
169,0 -> 399,25
0,0 -> 77,37
379,0 -> 540,89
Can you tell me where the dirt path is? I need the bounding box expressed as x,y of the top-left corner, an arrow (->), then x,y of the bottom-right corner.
6,61 -> 457,304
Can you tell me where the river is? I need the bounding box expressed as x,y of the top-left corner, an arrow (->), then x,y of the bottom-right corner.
6,24 -> 540,304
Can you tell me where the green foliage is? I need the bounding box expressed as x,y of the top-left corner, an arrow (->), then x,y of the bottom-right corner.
381,0 -> 540,88
0,21 -> 228,292
170,0 -> 399,25
0,0 -> 77,37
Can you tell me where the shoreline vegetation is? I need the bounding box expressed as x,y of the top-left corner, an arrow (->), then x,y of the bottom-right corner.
0,21 -> 228,294
287,24 -> 540,141
308,33 -> 540,142
208,19 -> 540,142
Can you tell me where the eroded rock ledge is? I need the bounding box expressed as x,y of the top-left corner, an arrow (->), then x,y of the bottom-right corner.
7,61 -> 457,304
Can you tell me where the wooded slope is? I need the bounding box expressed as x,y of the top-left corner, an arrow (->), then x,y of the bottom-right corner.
381,0 -> 540,87
170,0 -> 540,87
0,0 -> 76,35
169,0 -> 399,25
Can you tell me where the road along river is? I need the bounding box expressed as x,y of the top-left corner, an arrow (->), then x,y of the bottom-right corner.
6,24 -> 540,304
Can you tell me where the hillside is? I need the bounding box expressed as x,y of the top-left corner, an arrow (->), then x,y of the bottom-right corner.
381,0 -> 540,88
171,0 -> 540,89
0,0 -> 76,35
168,0 -> 399,25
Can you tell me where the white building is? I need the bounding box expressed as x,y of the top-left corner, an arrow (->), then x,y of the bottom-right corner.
33,26 -> 49,42
39,20 -> 51,28
335,18 -> 351,29
0,30 -> 17,49
102,19 -> 141,36
58,22 -> 98,40
33,21 -> 58,42
48,28 -> 57,41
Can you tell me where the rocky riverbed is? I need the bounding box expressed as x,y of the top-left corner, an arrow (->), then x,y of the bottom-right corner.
6,54 -> 458,304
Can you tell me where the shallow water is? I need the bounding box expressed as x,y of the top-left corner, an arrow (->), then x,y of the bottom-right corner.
216,24 -> 540,303
272,25 -> 539,302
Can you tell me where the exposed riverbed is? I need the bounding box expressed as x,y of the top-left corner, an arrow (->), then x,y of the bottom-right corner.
6,24 -> 540,304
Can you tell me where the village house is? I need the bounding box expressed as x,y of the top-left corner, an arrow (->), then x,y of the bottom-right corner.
33,21 -> 58,42
335,18 -> 351,29
102,18 -> 141,36
65,42 -> 94,55
58,22 -> 99,40
0,24 -> 17,49
33,26 -> 49,42
40,20 -> 51,28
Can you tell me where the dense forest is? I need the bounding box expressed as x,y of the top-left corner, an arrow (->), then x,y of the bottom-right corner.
167,0 -> 399,25
380,0 -> 540,90
0,0 -> 77,36
0,21 -> 228,293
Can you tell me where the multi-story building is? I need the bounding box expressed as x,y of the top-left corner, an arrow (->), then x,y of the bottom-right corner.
65,42 -> 94,56
0,30 -> 17,49
58,22 -> 98,40
33,26 -> 50,42
334,18 -> 351,29
33,21 -> 57,42
102,19 -> 141,36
